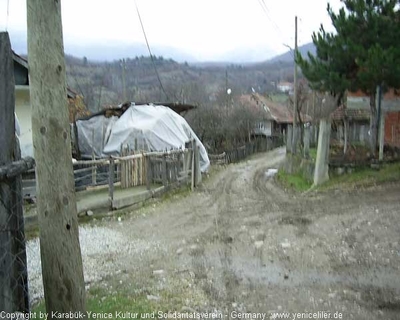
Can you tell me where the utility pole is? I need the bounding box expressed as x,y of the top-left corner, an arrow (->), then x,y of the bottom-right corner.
312,91 -> 316,121
292,15 -> 298,154
225,69 -> 229,108
122,58 -> 127,102
27,0 -> 86,315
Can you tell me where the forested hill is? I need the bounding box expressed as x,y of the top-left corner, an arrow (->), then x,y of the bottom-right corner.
65,53 -> 296,112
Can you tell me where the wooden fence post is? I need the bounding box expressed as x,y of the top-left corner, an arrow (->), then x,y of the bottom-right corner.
0,31 -> 29,313
195,145 -> 202,186
146,155 -> 152,190
72,113 -> 81,159
108,157 -> 115,203
161,154 -> 168,187
91,129 -> 97,185
92,152 -> 97,186
191,140 -> 196,191
177,151 -> 182,181
304,126 -> 311,158
287,125 -> 293,153
183,141 -> 191,178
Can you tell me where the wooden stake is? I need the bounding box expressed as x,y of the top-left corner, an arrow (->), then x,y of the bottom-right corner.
292,15 -> 298,154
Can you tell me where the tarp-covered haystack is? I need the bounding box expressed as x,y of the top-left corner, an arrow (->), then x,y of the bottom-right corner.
75,103 -> 210,172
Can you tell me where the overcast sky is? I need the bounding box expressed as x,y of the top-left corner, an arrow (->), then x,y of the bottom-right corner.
0,0 -> 343,62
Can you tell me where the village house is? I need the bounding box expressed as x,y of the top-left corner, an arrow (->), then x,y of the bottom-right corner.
239,93 -> 312,138
13,51 -> 87,157
276,81 -> 294,94
330,89 -> 400,147
330,104 -> 370,144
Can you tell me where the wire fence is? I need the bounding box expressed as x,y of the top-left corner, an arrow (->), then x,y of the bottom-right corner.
0,153 -> 33,313
2,143 -> 199,311
1,31 -> 31,312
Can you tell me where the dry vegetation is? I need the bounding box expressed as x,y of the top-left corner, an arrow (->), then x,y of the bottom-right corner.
65,54 -> 339,153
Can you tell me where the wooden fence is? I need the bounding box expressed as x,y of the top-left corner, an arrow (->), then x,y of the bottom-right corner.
0,32 -> 30,312
22,140 -> 201,204
209,135 -> 284,165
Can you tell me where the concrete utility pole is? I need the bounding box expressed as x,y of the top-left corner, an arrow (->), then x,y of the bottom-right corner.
27,0 -> 86,314
292,15 -> 298,154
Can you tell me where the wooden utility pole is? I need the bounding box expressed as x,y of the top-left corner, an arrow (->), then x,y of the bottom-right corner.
312,91 -> 316,121
225,69 -> 229,108
27,0 -> 86,314
292,15 -> 298,154
122,58 -> 127,102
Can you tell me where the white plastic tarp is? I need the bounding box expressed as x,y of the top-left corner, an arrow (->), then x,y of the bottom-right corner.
75,115 -> 118,158
76,104 -> 210,172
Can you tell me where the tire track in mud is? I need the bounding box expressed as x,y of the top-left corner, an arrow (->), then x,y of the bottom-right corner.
141,147 -> 400,317
194,148 -> 400,313
190,148 -> 289,309
190,172 -> 240,309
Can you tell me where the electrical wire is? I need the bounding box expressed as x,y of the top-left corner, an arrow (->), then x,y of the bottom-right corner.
257,0 -> 295,59
134,0 -> 169,101
258,0 -> 284,38
6,0 -> 10,31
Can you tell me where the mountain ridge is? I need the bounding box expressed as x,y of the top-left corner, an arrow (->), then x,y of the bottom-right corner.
9,30 -> 315,64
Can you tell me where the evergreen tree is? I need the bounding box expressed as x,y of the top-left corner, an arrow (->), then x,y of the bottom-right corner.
297,0 -> 400,153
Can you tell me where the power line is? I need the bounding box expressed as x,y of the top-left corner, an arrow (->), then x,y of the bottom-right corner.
257,0 -> 295,59
258,0 -> 283,37
6,0 -> 10,31
134,0 -> 169,101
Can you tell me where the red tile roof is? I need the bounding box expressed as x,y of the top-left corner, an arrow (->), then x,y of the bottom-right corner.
348,89 -> 400,100
331,105 -> 370,122
239,93 -> 312,124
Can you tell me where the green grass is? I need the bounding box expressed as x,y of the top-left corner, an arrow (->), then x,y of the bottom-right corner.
323,161 -> 400,190
32,287 -> 157,318
269,93 -> 289,104
309,148 -> 317,162
277,161 -> 400,192
277,169 -> 312,192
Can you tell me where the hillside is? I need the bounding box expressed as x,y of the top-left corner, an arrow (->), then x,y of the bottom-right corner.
65,54 -> 297,112
267,42 -> 316,64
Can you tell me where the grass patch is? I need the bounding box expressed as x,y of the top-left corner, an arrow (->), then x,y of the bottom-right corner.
25,228 -> 39,241
32,287 -> 157,318
268,160 -> 399,194
322,161 -> 400,190
160,185 -> 191,201
277,169 -> 312,192
269,93 -> 289,104
309,148 -> 317,162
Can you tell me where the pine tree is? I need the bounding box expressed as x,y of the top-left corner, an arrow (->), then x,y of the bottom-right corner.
297,0 -> 400,153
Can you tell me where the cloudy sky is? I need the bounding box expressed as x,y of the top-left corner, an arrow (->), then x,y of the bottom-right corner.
0,0 -> 343,62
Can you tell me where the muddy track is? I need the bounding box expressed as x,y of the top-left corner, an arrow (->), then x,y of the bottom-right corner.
188,148 -> 399,318
84,147 -> 400,319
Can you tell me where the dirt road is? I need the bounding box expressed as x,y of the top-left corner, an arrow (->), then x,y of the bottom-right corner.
29,148 -> 400,319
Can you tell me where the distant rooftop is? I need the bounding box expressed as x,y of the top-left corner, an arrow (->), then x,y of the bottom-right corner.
12,51 -> 77,99
77,102 -> 196,121
239,93 -> 312,124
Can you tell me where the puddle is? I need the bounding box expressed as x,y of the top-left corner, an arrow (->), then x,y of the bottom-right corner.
230,256 -> 400,290
205,250 -> 400,291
